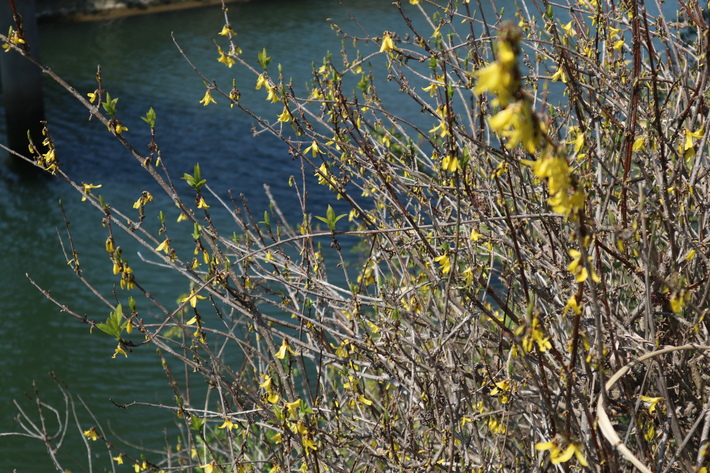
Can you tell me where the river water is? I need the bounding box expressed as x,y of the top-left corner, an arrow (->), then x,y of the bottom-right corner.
1,0 -> 686,469
0,1 -> 489,470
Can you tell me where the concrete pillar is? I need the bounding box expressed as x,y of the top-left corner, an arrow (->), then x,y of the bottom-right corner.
0,0 -> 45,164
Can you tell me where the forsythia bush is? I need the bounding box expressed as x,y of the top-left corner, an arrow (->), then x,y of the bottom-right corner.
3,0 -> 710,471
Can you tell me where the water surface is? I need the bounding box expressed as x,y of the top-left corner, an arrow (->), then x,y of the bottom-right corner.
0,1 -> 452,469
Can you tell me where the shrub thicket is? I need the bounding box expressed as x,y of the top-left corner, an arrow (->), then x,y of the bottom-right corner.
3,0 -> 710,471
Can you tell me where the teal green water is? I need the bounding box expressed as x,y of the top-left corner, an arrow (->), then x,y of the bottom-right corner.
1,0 -> 686,469
0,0 -> 592,468
0,1 -> 453,470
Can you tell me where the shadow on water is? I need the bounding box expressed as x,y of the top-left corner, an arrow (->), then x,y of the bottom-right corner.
3,151 -> 49,178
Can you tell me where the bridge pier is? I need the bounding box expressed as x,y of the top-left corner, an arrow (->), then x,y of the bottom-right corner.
0,0 -> 45,167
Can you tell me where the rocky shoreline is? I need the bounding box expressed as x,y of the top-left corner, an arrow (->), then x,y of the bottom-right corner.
35,0 -> 256,22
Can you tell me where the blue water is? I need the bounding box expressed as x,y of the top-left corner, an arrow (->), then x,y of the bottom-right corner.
1,0 -> 688,468
0,0 -> 617,468
0,1 -> 453,470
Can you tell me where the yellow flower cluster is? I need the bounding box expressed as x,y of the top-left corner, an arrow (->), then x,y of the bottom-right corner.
133,191 -> 154,209
83,426 -> 100,441
256,74 -> 279,102
523,152 -> 585,218
2,26 -> 25,52
681,127 -> 704,160
441,155 -> 459,172
536,437 -> 588,466
474,28 -> 587,219
111,248 -> 135,290
422,74 -> 444,96
277,107 -> 292,123
34,129 -> 59,174
568,248 -> 601,283
259,374 -> 280,403
474,30 -> 544,154
489,379 -> 512,404
473,38 -> 519,107
669,288 -> 690,313
180,290 -> 206,308
379,33 -> 396,53
489,99 -> 542,153
429,105 -> 451,138
434,254 -> 451,274
216,46 -> 235,67
519,317 -> 552,352
640,395 -> 663,414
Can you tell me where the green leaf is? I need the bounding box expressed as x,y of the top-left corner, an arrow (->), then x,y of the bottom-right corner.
356,74 -> 370,93
257,48 -> 271,69
95,321 -> 118,338
314,205 -> 347,231
429,57 -> 438,72
96,303 -> 124,339
193,163 -> 201,181
192,223 -> 202,240
141,107 -> 157,128
545,4 -> 554,19
262,211 -> 270,227
189,416 -> 205,431
181,163 -> 207,190
101,93 -> 118,118
272,405 -> 285,422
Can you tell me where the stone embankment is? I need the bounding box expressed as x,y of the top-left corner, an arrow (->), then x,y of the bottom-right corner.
35,0 -> 255,21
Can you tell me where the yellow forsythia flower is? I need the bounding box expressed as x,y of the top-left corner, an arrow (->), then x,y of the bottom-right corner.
155,240 -> 170,254
551,67 -> 567,83
568,249 -> 601,283
535,438 -> 588,466
218,418 -> 235,430
488,100 -> 541,153
217,47 -> 235,67
442,155 -> 459,172
380,33 -> 396,53
434,254 -> 451,274
285,399 -> 301,418
304,141 -> 322,157
277,107 -> 292,122
275,339 -> 297,359
259,374 -> 273,390
81,183 -> 101,201
201,462 -> 215,473
358,395 -> 373,406
218,25 -> 235,36
180,291 -> 206,308
473,39 -> 518,107
199,89 -> 217,106
83,427 -> 100,441
640,395 -> 663,414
